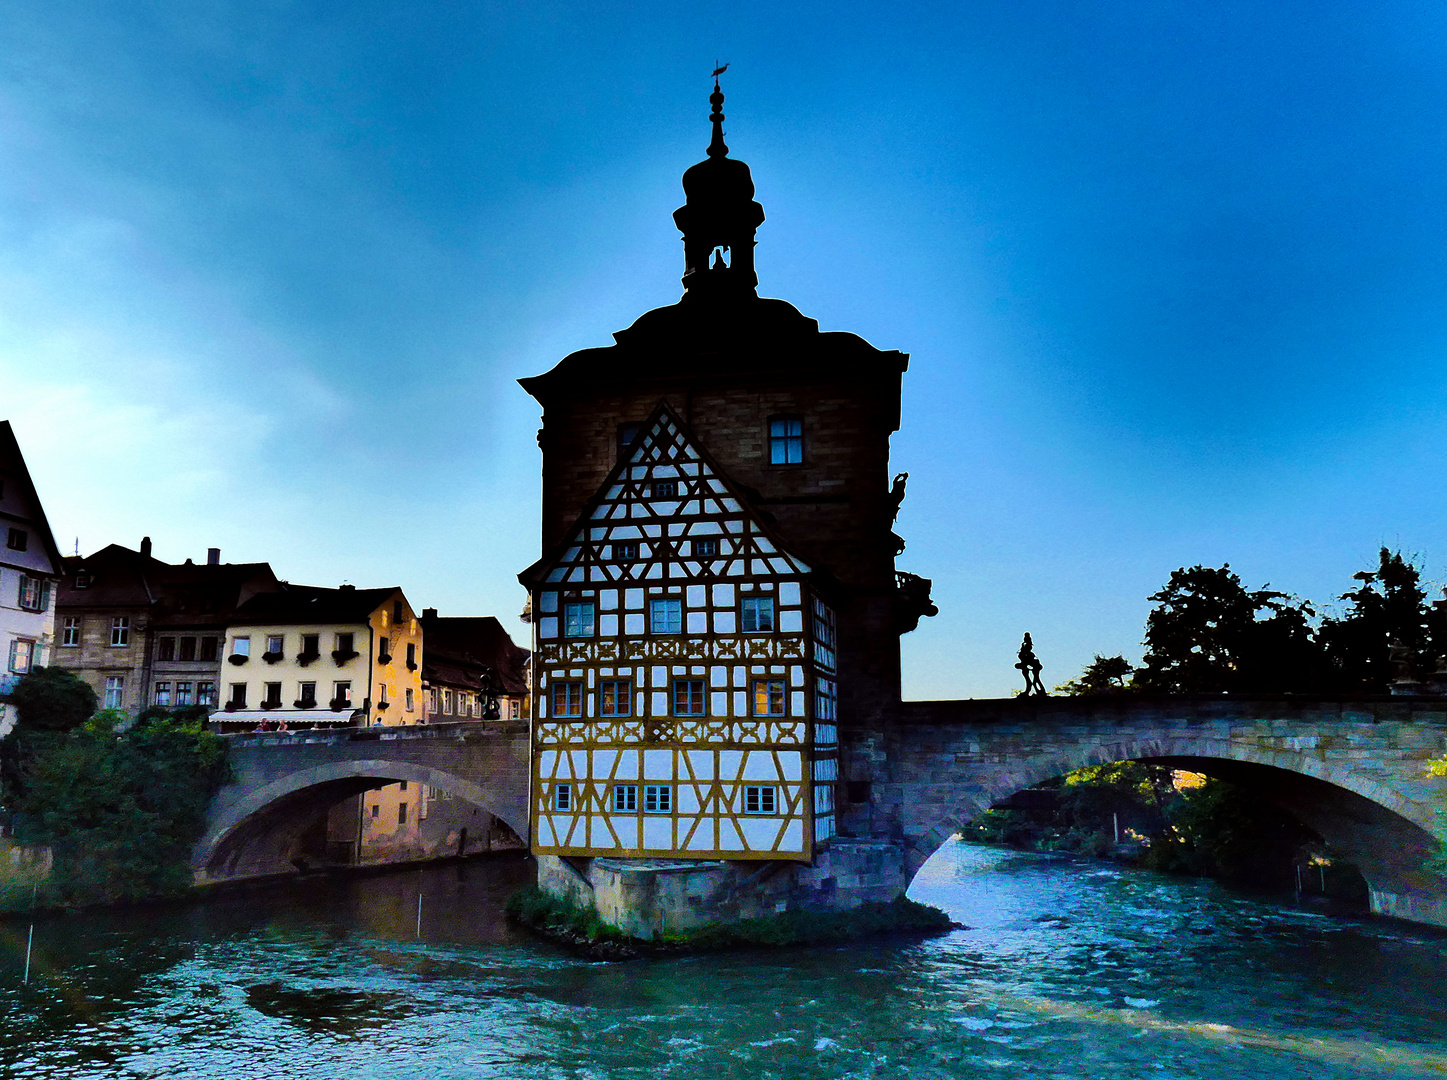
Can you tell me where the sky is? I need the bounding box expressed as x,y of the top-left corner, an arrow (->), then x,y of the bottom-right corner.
2,1 -> 1446,699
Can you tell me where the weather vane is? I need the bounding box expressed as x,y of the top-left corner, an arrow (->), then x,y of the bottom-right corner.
712,62 -> 729,81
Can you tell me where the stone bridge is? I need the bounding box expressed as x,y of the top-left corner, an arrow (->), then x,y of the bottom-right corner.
196,697 -> 1447,928
842,695 -> 1447,926
195,721 -> 530,881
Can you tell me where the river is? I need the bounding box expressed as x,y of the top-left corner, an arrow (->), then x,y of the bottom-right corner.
0,841 -> 1444,1079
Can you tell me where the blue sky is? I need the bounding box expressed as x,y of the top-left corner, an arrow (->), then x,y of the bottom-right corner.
3,1 -> 1445,697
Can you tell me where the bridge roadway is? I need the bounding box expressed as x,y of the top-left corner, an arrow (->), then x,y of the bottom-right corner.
196,696 -> 1447,926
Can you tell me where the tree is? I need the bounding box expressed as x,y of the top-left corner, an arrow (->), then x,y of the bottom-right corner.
7,666 -> 97,732
1319,548 -> 1434,692
1055,654 -> 1134,695
1135,564 -> 1326,694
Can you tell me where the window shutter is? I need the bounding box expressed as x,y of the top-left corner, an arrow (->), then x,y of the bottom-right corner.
15,575 -> 26,607
38,579 -> 50,613
7,640 -> 17,673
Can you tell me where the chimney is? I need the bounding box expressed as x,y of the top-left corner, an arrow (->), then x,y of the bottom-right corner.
422,607 -> 438,619
339,583 -> 356,592
207,547 -> 221,566
140,536 -> 152,558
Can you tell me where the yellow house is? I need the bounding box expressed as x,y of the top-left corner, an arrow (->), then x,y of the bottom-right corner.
220,583 -> 426,864
218,583 -> 422,731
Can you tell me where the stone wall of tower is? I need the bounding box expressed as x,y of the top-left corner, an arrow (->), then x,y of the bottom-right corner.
534,361 -> 906,725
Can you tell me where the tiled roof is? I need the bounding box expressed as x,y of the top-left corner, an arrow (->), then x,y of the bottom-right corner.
421,615 -> 530,695
230,583 -> 399,625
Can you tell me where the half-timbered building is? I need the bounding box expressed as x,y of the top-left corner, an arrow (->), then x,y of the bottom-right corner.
519,80 -> 932,928
521,403 -> 839,860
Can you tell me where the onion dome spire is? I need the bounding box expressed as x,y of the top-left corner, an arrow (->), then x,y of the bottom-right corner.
673,71 -> 765,297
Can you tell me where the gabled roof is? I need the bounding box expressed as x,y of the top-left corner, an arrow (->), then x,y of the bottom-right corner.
230,583 -> 400,626
519,401 -> 817,591
0,421 -> 63,576
57,544 -> 279,624
421,615 -> 530,696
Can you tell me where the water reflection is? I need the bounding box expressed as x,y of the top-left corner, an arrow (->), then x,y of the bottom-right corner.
0,845 -> 1444,1079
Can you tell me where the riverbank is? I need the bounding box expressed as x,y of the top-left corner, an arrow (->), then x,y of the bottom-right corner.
505,885 -> 960,960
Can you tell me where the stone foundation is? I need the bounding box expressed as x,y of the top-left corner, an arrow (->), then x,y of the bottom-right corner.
536,838 -> 908,939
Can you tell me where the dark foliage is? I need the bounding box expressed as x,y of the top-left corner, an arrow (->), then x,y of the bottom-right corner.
10,718 -> 230,906
6,666 -> 97,732
1055,654 -> 1133,695
1134,565 -> 1327,694
1319,547 -> 1434,692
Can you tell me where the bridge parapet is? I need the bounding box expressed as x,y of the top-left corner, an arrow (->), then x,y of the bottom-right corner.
223,720 -> 529,750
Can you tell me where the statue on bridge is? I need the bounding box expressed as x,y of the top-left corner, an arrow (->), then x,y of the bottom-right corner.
478,667 -> 503,721
1016,633 -> 1047,697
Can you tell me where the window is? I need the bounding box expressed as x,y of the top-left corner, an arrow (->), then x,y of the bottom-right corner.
230,635 -> 250,658
377,635 -> 392,662
228,683 -> 246,707
672,679 -> 706,717
694,538 -> 718,558
300,634 -> 320,657
768,417 -> 803,464
813,598 -> 837,670
650,598 -> 682,634
266,634 -> 284,656
599,679 -> 632,717
61,617 -> 80,647
442,688 -> 454,713
752,679 -> 786,717
103,676 -> 124,710
263,682 -> 282,706
617,422 -> 642,457
6,527 -> 26,551
110,617 -> 130,647
154,682 -> 172,707
200,637 -> 219,662
399,781 -> 407,791
644,785 -> 672,814
398,803 -> 407,825
551,681 -> 583,719
178,636 -> 196,661
613,784 -> 638,812
17,575 -> 47,612
743,786 -> 778,814
333,681 -> 352,705
651,479 -> 678,498
741,596 -> 775,633
563,601 -> 595,638
7,640 -> 36,674
335,632 -> 354,654
614,541 -> 638,562
175,682 -> 193,706
815,676 -> 837,722
406,642 -> 416,668
74,571 -> 89,589
298,682 -> 316,705
371,804 -> 380,819
405,688 -> 414,711
157,637 -> 176,661
377,683 -> 388,705
553,784 -> 572,812
510,699 -> 521,719
198,682 -> 217,706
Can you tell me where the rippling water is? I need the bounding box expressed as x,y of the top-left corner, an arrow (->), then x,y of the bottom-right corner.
1,843 -> 1445,1079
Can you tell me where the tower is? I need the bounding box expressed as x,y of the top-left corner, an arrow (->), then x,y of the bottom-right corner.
518,81 -> 931,929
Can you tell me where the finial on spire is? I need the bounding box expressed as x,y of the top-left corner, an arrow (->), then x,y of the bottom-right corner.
707,63 -> 729,159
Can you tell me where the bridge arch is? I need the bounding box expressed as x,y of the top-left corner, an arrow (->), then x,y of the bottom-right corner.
883,701 -> 1447,925
198,757 -> 529,881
